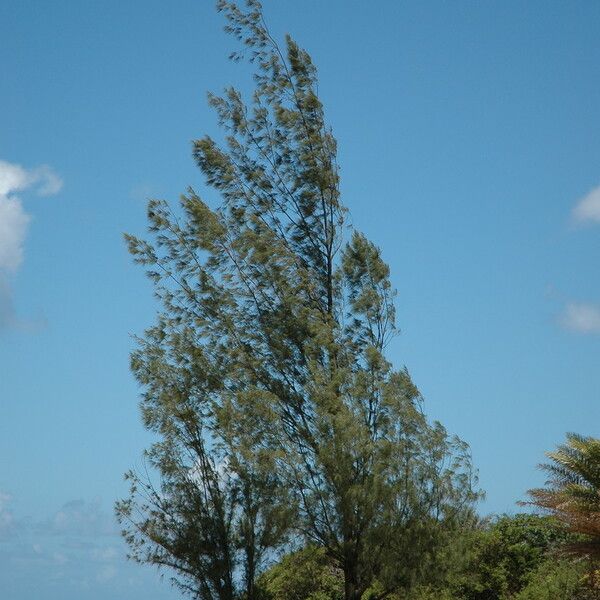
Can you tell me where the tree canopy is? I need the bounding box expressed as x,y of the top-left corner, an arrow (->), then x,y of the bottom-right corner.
255,514 -> 587,600
116,2 -> 480,599
525,433 -> 600,559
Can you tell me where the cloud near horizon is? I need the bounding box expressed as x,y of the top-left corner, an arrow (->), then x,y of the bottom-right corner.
571,185 -> 600,225
0,159 -> 63,330
0,493 -> 177,600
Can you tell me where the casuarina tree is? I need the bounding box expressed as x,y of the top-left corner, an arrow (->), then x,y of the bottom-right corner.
117,2 -> 480,599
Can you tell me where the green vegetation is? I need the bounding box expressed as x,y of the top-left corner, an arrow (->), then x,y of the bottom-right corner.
257,546 -> 343,600
433,514 -> 584,600
116,2 -> 600,600
257,515 -> 589,600
526,433 -> 600,561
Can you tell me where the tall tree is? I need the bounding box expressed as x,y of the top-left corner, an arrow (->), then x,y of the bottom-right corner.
117,2 -> 480,599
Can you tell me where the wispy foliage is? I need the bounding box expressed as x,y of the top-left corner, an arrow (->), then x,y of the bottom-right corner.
117,2 -> 480,599
525,433 -> 600,561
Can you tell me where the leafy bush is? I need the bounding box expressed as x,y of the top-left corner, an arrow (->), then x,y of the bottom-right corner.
257,546 -> 343,600
513,559 -> 584,600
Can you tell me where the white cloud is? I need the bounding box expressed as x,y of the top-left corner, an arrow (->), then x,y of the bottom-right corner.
0,161 -> 29,196
0,159 -> 63,273
0,194 -> 30,273
32,165 -> 63,196
48,499 -> 117,537
0,159 -> 62,330
0,160 -> 63,197
561,302 -> 600,335
0,278 -> 17,330
0,493 -> 176,598
572,185 -> 600,225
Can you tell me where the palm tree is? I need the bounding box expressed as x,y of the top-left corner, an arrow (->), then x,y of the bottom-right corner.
526,433 -> 600,560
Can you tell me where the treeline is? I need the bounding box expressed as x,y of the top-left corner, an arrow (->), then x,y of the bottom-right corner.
260,434 -> 600,600
115,2 -> 600,600
259,514 -> 591,600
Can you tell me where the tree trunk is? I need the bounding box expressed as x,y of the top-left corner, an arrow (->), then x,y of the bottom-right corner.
344,561 -> 363,600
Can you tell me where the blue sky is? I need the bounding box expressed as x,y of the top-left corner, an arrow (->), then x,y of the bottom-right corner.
1,1 -> 599,598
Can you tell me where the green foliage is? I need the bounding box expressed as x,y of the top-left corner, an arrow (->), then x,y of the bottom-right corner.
257,546 -> 343,600
414,513 -> 581,600
253,515 -> 587,600
407,586 -> 455,600
513,560 -> 584,600
117,2 -> 480,599
526,433 -> 600,560
453,514 -> 573,599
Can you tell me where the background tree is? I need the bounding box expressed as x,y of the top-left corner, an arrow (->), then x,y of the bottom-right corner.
525,433 -> 600,561
447,514 -> 576,600
256,514 -> 587,600
404,514 -> 585,600
118,2 -> 480,599
257,546 -> 343,600
513,559 -> 585,600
